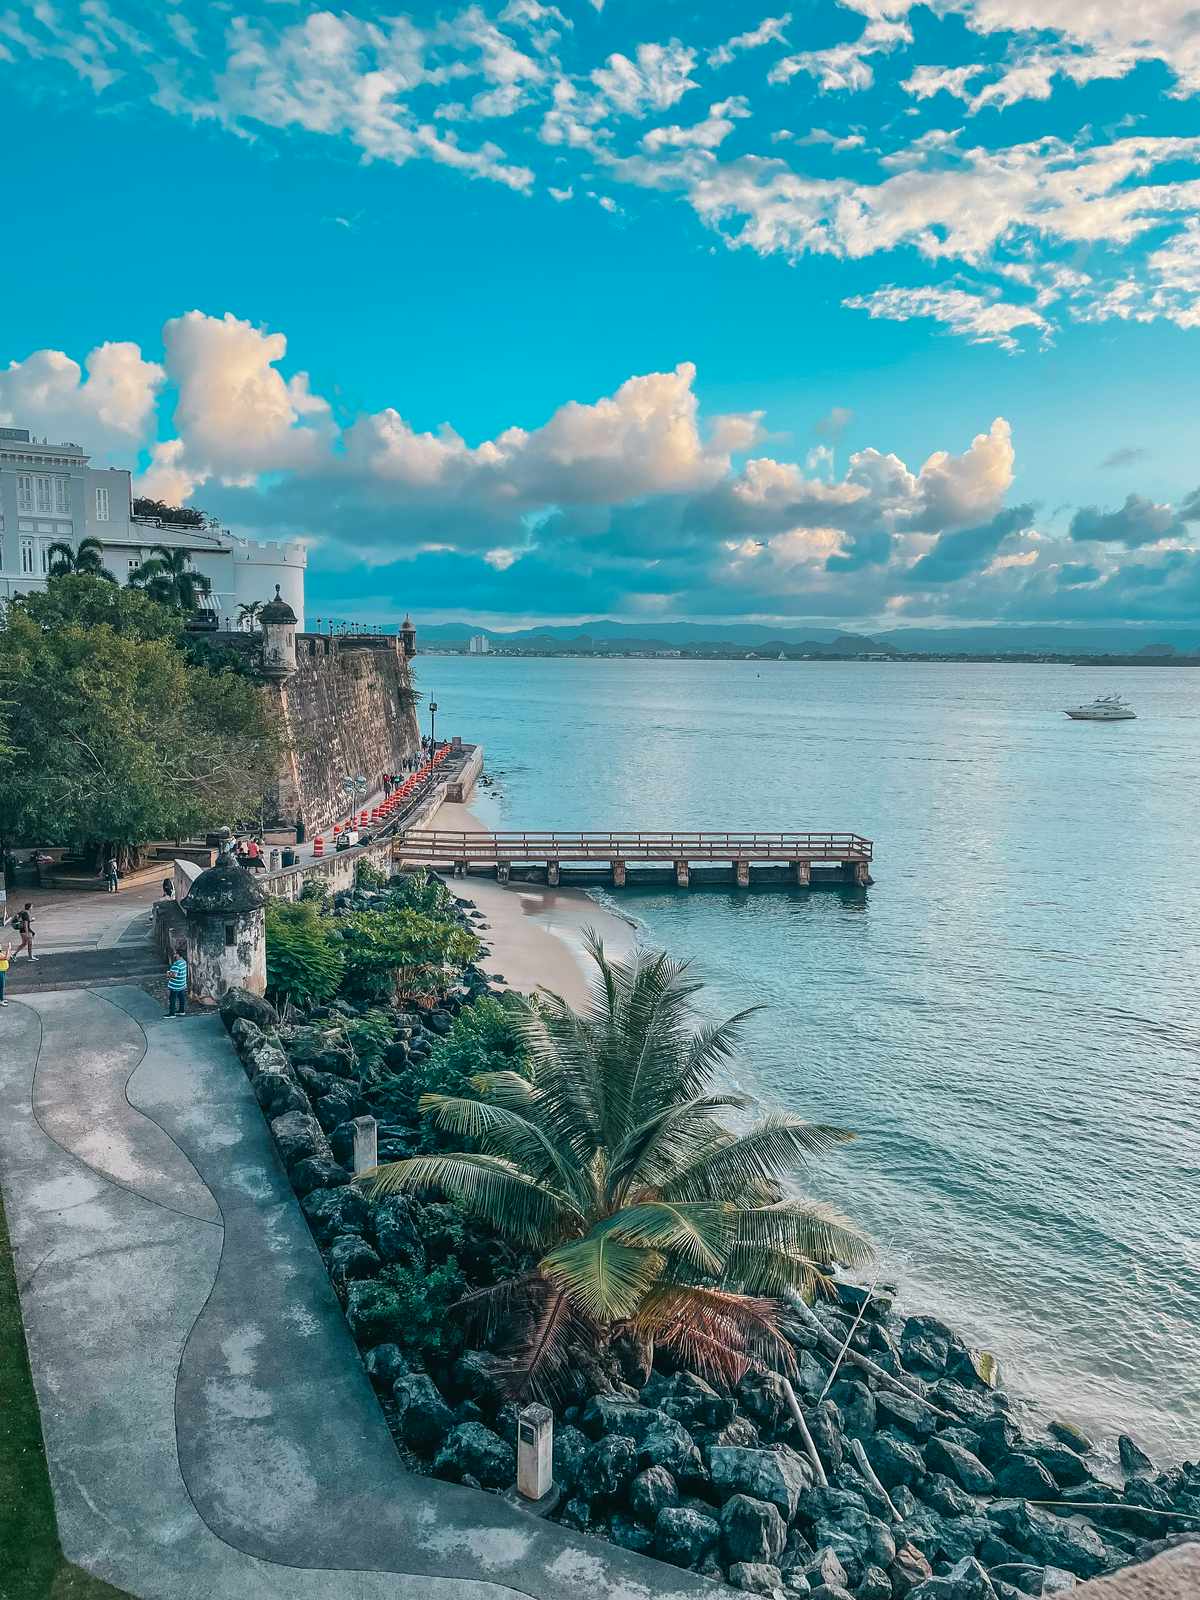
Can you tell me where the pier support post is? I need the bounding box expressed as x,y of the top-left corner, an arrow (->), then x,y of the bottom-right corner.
853,860 -> 871,887
547,861 -> 560,887
611,859 -> 626,888
497,862 -> 511,884
351,1115 -> 378,1176
793,861 -> 811,888
734,859 -> 750,889
674,860 -> 690,888
455,860 -> 468,878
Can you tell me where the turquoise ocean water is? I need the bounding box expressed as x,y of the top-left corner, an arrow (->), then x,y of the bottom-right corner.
418,657 -> 1200,1460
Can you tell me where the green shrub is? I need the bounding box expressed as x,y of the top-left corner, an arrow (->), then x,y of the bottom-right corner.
299,879 -> 328,904
386,867 -> 453,916
265,899 -> 344,1007
343,1008 -> 394,1074
336,906 -> 479,1006
355,859 -> 387,890
347,1257 -> 467,1359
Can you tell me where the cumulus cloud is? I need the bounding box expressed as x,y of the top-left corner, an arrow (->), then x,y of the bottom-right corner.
0,341 -> 164,458
814,406 -> 854,440
708,15 -> 790,70
907,502 -> 1034,583
1069,494 -> 1186,547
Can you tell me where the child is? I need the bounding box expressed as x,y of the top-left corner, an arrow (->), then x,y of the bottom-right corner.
166,946 -> 188,1016
12,903 -> 36,961
0,939 -> 10,1006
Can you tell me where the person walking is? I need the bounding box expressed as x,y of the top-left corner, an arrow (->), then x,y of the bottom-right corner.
12,903 -> 36,962
166,946 -> 188,1016
0,938 -> 10,1005
102,853 -> 119,893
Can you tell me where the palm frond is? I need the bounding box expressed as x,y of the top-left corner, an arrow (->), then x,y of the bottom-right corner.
635,1283 -> 797,1384
725,1242 -> 838,1301
664,1113 -> 856,1202
360,1153 -> 571,1247
503,1283 -> 595,1402
600,1200 -> 732,1275
606,1092 -> 751,1200
734,1198 -> 874,1270
540,1230 -> 664,1322
418,1092 -> 589,1206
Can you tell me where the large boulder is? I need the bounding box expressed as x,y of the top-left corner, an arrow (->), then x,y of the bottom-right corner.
302,1184 -> 370,1246
1118,1435 -> 1154,1478
924,1437 -> 995,1495
579,1395 -> 657,1443
722,1494 -> 788,1565
654,1505 -> 720,1568
220,987 -> 278,1033
876,1392 -> 937,1442
451,1351 -> 511,1418
921,1474 -> 979,1519
900,1316 -> 956,1381
252,1066 -> 310,1119
639,1416 -> 702,1478
976,1415 -> 1024,1468
393,1373 -> 455,1453
994,1454 -> 1058,1499
864,1430 -> 926,1491
370,1196 -> 426,1271
291,1156 -> 350,1196
729,1562 -> 786,1596
739,1369 -> 794,1430
808,1402 -> 844,1476
828,1380 -> 876,1440
986,1502 -> 1108,1579
433,1422 -> 515,1489
608,1513 -> 655,1555
578,1434 -> 638,1503
327,1234 -> 381,1294
630,1466 -> 679,1525
710,1446 -> 812,1521
270,1110 -> 330,1170
313,1085 -> 366,1133
1022,1443 -> 1093,1489
363,1344 -> 407,1390
551,1424 -> 590,1495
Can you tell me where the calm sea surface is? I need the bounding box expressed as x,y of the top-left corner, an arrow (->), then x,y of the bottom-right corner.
419,657 -> 1200,1461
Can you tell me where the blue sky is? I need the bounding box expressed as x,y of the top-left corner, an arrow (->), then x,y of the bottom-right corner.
2,0 -> 1200,629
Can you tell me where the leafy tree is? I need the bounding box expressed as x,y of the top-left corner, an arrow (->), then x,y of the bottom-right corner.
45,537 -> 117,584
365,934 -> 871,1398
265,899 -> 345,1008
237,600 -> 263,631
6,574 -> 181,641
336,906 -> 479,1005
133,497 -> 207,527
346,1259 -> 467,1359
0,584 -> 283,863
386,867 -> 455,916
130,545 -> 213,613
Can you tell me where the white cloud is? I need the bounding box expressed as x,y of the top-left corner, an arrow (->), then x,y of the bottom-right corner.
901,64 -> 981,101
590,42 -> 698,118
708,15 -> 791,70
0,340 -> 164,457
844,285 -> 1051,349
642,97 -> 750,153
769,13 -> 911,92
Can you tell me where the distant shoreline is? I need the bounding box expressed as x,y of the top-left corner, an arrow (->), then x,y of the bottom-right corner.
422,649 -> 1200,665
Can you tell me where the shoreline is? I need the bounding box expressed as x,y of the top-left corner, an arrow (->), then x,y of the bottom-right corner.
430,800 -> 638,1009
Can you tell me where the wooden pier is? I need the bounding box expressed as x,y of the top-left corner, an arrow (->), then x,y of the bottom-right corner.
395,830 -> 874,889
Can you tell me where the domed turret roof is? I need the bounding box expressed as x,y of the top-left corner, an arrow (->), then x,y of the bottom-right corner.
185,855 -> 269,915
259,584 -> 297,625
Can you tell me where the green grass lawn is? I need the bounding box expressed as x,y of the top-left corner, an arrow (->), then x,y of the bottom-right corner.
0,1189 -> 135,1600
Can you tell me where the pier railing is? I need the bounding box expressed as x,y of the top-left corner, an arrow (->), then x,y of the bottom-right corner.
397,830 -> 873,862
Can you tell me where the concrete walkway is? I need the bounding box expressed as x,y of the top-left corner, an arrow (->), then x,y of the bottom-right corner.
0,986 -> 715,1600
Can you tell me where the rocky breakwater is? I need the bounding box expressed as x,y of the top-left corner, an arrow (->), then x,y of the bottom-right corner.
216,877 -> 1200,1600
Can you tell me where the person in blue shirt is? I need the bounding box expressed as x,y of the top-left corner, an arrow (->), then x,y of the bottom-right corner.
166,946 -> 188,1016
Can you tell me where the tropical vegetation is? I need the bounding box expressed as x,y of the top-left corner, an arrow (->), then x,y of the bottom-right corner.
265,898 -> 346,1009
130,544 -> 213,613
45,537 -> 117,585
365,934 -> 871,1397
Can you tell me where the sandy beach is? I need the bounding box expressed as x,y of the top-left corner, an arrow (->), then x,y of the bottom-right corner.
427,801 -> 638,1009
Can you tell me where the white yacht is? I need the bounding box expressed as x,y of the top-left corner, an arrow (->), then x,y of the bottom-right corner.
1063,693 -> 1137,721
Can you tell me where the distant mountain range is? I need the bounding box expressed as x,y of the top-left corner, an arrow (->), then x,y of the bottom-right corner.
413,619 -> 1200,655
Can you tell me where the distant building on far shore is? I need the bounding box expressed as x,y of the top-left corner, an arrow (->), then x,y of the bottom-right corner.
468,633 -> 490,654
0,426 -> 306,626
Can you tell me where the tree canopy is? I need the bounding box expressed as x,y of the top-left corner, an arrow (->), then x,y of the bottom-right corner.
0,576 -> 283,853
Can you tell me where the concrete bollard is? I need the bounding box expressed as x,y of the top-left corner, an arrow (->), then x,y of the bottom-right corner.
517,1404 -> 553,1500
351,1115 -> 378,1175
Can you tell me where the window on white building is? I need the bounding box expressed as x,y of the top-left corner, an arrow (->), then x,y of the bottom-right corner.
34,476 -> 53,514
20,537 -> 34,575
55,478 -> 70,514
16,474 -> 32,514
95,486 -> 110,521
39,541 -> 52,575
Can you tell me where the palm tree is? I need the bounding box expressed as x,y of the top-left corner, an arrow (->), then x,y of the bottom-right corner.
237,600 -> 263,631
364,934 -> 871,1398
131,544 -> 213,612
46,537 -> 117,584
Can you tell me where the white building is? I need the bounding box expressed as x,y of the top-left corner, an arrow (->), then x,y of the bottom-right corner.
468,633 -> 490,654
0,426 -> 306,626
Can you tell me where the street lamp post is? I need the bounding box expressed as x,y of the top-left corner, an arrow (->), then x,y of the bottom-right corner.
429,700 -> 438,760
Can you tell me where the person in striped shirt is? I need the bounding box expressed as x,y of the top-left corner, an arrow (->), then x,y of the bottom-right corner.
166,947 -> 188,1016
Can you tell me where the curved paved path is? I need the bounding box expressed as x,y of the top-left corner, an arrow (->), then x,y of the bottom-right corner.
0,987 -> 716,1600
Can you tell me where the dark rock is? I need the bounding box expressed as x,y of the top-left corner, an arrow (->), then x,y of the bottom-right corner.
829,1380 -> 876,1440
220,987 -> 278,1032
608,1512 -> 656,1554
578,1394 -> 655,1442
551,1424 -> 590,1494
740,1369 -> 794,1429
808,1587 -> 854,1600
363,1343 -> 407,1390
1022,1443 -> 1093,1489
901,1323 -> 953,1381
653,1370 -> 734,1430
933,1381 -> 995,1427
450,1350 -> 511,1417
908,1555 -> 997,1599
455,1399 -> 484,1428
863,1430 -> 926,1490
578,1434 -> 638,1502
797,1350 -> 835,1403
270,1110 -> 330,1169
425,1008 -> 453,1034
976,1415 -> 1024,1468
922,1474 -> 978,1519
327,1234 -> 381,1293
229,1015 -> 264,1052
370,1195 -> 426,1270
279,1023 -> 356,1076
301,1183 -> 370,1245
295,1065 -> 338,1099
891,1541 -> 935,1595
699,1416 -> 763,1453
876,1391 -> 937,1442
654,1505 -> 720,1568
892,1486 -> 923,1521
393,1372 -> 455,1452
809,1401 -> 845,1475
812,1511 -> 895,1584
1047,1421 -> 1093,1456
722,1494 -> 787,1565
433,1422 -> 515,1489
314,1086 -> 365,1134
994,1455 -> 1058,1500
804,1548 -> 848,1591
1118,1435 -> 1154,1477
252,1067 -> 309,1119
987,1502 -> 1108,1578
924,1437 -> 994,1495
559,1496 -> 592,1531
710,1445 -> 812,1521
730,1561 -> 786,1595
857,1567 -> 891,1600
291,1157 -> 351,1196
630,1465 -> 679,1524
948,1347 -> 1001,1391
639,1416 -> 702,1478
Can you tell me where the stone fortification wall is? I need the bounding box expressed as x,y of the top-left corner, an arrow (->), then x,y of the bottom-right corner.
270,636 -> 420,833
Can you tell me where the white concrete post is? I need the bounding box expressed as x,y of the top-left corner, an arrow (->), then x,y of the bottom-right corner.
517,1403 -> 553,1500
351,1115 -> 378,1175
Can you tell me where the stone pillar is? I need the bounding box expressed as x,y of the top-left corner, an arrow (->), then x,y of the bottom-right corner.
547,861 -> 560,887
674,860 -> 690,888
734,859 -> 750,889
352,1115 -> 378,1175
853,860 -> 871,887
793,860 -> 811,888
455,859 -> 468,879
611,859 -> 626,888
497,862 -> 511,884
517,1404 -> 553,1500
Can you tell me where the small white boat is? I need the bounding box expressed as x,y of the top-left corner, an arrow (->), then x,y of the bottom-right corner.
1063,693 -> 1136,721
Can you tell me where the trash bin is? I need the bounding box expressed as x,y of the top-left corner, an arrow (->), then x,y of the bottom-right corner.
269,848 -> 281,871
281,848 -> 297,868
